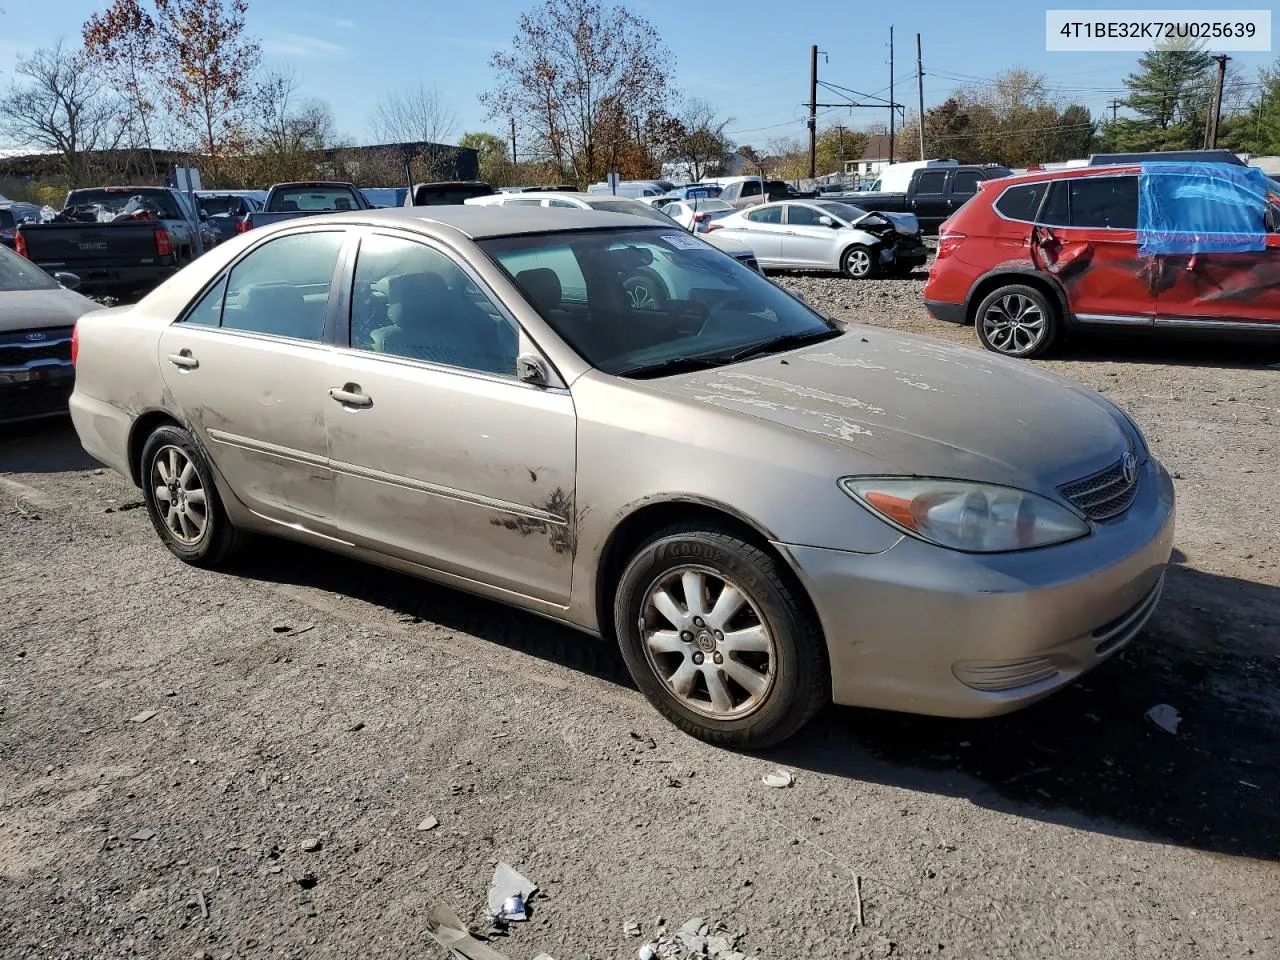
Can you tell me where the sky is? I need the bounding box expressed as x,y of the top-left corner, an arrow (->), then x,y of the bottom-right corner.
1,0 -> 1275,152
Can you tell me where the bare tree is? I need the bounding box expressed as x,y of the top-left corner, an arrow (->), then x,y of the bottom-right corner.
482,0 -> 674,184
371,83 -> 458,145
255,69 -> 335,154
663,98 -> 734,182
0,40 -> 124,184
83,0 -> 162,178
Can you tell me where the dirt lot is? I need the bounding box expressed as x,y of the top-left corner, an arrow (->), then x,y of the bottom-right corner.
2,270 -> 1278,960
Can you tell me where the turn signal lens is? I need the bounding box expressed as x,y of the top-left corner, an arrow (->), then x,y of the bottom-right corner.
71,322 -> 79,367
842,478 -> 1090,553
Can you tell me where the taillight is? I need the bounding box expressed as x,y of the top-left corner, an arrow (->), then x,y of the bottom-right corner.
936,231 -> 967,260
154,228 -> 173,257
15,230 -> 28,258
71,322 -> 79,367
694,213 -> 711,222
705,223 -> 723,233
237,217 -> 251,233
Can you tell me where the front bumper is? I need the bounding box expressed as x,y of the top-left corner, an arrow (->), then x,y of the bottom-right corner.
778,457 -> 1176,717
0,362 -> 74,422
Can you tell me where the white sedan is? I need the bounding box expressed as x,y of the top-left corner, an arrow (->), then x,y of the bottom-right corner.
659,198 -> 736,234
464,191 -> 763,274
709,200 -> 928,279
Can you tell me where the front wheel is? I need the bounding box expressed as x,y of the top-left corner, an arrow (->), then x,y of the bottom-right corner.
140,424 -> 248,567
975,283 -> 1060,358
842,245 -> 876,279
613,524 -> 829,748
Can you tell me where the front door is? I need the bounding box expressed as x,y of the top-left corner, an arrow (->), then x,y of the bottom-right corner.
782,204 -> 839,266
157,229 -> 347,529
325,230 -> 577,605
1030,174 -> 1156,326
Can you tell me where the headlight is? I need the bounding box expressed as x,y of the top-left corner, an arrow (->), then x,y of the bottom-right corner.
841,478 -> 1090,553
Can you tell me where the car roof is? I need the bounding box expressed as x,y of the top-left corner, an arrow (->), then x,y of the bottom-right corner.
274,204 -> 670,239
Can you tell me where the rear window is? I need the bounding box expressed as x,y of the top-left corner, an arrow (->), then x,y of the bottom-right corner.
412,184 -> 494,205
200,195 -> 253,216
994,183 -> 1049,222
0,210 -> 12,230
267,186 -> 360,212
584,199 -> 677,224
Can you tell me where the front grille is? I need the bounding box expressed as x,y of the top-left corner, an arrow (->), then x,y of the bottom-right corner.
1059,457 -> 1139,521
0,328 -> 73,368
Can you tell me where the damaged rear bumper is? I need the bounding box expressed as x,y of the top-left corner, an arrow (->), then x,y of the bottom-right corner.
775,457 -> 1175,718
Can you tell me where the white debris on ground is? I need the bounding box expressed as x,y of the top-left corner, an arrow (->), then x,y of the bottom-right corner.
636,917 -> 755,960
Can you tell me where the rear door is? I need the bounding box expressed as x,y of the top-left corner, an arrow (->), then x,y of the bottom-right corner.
323,229 -> 577,604
909,169 -> 951,228
722,205 -> 785,264
782,203 -> 840,267
947,168 -> 986,217
1031,174 -> 1154,326
157,228 -> 347,530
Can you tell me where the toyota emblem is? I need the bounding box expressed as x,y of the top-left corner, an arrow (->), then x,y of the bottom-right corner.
24,332 -> 47,341
1121,451 -> 1137,485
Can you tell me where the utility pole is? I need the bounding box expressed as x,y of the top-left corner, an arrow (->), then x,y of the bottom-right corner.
1108,98 -> 1122,122
888,26 -> 895,163
915,33 -> 925,160
1206,54 -> 1230,149
509,117 -> 518,167
808,44 -> 819,179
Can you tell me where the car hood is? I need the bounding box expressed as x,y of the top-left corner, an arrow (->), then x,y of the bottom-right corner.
0,287 -> 99,333
642,325 -> 1132,491
852,211 -> 920,236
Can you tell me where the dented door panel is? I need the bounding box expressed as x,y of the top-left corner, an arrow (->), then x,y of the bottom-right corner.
323,351 -> 577,605
1152,234 -> 1280,329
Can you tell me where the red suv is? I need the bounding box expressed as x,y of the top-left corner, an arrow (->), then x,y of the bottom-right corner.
923,165 -> 1280,357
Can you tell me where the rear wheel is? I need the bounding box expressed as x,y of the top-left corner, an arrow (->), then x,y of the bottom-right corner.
975,283 -> 1060,358
140,424 -> 248,567
842,245 -> 876,279
613,524 -> 829,748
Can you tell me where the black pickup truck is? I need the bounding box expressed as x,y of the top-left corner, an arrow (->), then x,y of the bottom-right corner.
15,187 -> 203,299
243,181 -> 373,230
845,164 -> 1012,233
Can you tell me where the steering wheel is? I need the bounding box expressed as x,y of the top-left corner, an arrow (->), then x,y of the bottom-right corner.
687,296 -> 767,338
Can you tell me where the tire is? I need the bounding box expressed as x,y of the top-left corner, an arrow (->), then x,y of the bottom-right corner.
974,283 -> 1060,358
842,244 -> 876,279
139,424 -> 249,567
613,523 -> 829,748
624,267 -> 670,311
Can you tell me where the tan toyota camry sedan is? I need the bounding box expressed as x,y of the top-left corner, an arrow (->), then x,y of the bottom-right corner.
69,207 -> 1174,747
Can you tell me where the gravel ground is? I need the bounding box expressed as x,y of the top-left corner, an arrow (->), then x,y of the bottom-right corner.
2,266 -> 1279,960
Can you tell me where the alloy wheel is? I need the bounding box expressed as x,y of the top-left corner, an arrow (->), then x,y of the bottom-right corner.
845,248 -> 871,277
150,444 -> 209,544
982,293 -> 1046,354
639,565 -> 776,720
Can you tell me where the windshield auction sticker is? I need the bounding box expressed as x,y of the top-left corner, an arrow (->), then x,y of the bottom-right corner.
660,233 -> 707,250
1046,10 -> 1271,51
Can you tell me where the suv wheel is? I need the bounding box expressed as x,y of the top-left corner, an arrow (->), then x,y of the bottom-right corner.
975,284 -> 1060,358
613,524 -> 829,748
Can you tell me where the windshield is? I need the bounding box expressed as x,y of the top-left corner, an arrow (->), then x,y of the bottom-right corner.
688,199 -> 733,212
814,200 -> 869,223
268,186 -> 360,212
0,243 -> 57,291
65,189 -> 182,219
583,199 -> 680,224
478,227 -> 838,377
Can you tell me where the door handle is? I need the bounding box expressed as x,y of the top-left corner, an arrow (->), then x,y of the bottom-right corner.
329,384 -> 372,408
167,350 -> 199,370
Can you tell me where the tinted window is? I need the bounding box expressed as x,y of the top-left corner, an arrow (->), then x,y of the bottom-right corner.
741,181 -> 762,197
584,199 -> 676,223
0,210 -> 12,230
787,205 -> 827,226
915,171 -> 948,194
222,232 -> 343,341
200,195 -> 250,217
1040,182 -> 1069,224
995,183 -> 1049,222
1069,176 -> 1138,229
746,206 -> 782,224
184,275 -> 228,326
951,170 -> 983,195
350,234 -> 516,376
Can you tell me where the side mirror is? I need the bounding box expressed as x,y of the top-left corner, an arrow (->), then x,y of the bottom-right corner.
53,271 -> 81,290
199,209 -> 209,221
516,354 -> 549,386
785,286 -> 807,303
817,216 -> 835,227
